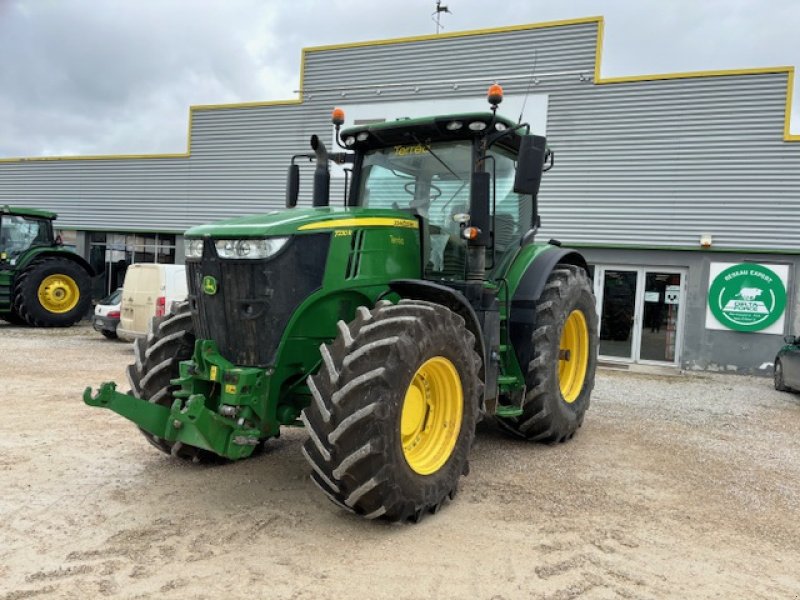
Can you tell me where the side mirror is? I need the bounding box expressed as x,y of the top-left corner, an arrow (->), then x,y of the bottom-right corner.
513,135 -> 547,196
286,164 -> 299,208
784,335 -> 798,345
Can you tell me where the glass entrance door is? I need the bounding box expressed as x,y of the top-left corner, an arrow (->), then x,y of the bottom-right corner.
639,272 -> 683,363
598,269 -> 638,360
596,267 -> 686,365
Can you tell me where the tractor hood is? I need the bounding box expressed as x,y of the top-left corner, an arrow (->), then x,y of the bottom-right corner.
184,207 -> 419,238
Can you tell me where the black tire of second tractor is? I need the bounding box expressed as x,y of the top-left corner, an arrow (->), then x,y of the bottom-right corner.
126,302 -> 220,463
1,309 -> 25,325
13,257 -> 92,327
301,299 -> 482,522
497,265 -> 598,443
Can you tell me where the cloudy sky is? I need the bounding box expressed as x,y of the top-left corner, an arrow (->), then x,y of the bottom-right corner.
0,0 -> 797,158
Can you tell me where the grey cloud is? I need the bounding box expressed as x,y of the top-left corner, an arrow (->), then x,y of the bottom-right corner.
0,0 -> 797,157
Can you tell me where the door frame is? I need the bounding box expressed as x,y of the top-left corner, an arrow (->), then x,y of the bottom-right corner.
594,265 -> 688,367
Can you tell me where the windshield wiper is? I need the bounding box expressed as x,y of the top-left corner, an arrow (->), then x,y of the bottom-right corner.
412,135 -> 462,181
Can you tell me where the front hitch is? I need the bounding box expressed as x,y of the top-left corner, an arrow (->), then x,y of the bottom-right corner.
84,382 -> 172,434
83,382 -> 261,461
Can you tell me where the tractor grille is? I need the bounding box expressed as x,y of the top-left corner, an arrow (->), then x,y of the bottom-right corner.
187,233 -> 330,367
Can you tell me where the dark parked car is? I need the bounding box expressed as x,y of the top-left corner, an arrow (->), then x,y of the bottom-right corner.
774,335 -> 800,392
92,288 -> 122,339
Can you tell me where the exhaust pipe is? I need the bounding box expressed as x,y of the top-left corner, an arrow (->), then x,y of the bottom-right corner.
310,135 -> 330,207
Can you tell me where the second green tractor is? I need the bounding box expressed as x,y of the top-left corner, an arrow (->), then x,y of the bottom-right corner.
85,87 -> 598,522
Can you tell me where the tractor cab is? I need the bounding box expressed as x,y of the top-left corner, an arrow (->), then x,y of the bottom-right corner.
286,84 -> 553,290
0,206 -> 56,265
287,85 -> 552,295
345,113 -> 543,282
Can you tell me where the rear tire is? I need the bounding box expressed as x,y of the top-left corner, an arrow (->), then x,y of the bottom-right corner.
126,302 -> 219,463
101,329 -> 118,340
301,299 -> 482,522
13,257 -> 91,327
775,359 -> 789,392
497,265 -> 598,443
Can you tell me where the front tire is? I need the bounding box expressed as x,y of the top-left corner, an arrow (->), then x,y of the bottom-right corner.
13,257 -> 91,327
301,299 -> 482,522
497,265 -> 598,443
126,302 -> 218,463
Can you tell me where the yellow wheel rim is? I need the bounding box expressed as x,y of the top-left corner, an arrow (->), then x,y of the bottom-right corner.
37,274 -> 80,314
401,356 -> 463,475
558,310 -> 589,403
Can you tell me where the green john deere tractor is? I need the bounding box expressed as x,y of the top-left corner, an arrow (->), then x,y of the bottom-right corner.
1,205 -> 93,326
85,87 -> 598,522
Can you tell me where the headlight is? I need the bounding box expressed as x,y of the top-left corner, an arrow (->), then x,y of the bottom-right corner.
214,237 -> 289,259
184,238 -> 204,258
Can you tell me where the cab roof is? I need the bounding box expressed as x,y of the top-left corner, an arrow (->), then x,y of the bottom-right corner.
340,112 -> 523,152
1,205 -> 57,220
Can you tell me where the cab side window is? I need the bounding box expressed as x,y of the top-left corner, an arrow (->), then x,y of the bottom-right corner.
488,147 -> 532,266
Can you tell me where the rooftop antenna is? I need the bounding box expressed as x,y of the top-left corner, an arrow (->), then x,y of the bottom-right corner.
432,0 -> 451,34
518,48 -> 538,124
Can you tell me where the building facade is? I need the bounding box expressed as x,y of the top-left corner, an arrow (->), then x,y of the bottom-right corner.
1,16 -> 798,374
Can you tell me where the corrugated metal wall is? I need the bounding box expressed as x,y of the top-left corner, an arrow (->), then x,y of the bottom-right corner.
544,73 -> 800,251
0,19 -> 798,252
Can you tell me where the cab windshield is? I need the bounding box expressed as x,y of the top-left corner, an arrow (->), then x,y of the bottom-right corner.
359,141 -> 471,277
359,141 -> 473,234
0,215 -> 50,259
358,140 -> 532,277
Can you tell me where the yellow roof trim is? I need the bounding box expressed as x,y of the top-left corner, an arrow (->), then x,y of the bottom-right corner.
1,14 -> 796,162
190,98 -> 302,111
785,67 -> 799,141
593,17 -> 605,87
0,152 -> 189,163
597,65 -> 794,84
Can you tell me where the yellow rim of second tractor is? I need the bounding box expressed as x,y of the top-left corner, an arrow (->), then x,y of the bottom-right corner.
37,274 -> 80,314
558,309 -> 589,403
400,356 -> 463,476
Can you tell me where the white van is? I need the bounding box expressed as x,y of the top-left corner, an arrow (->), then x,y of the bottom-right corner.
117,264 -> 188,341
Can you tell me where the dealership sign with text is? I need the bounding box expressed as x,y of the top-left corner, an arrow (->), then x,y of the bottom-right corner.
706,263 -> 788,333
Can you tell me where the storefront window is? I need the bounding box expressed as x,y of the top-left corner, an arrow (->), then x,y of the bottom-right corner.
89,232 -> 177,297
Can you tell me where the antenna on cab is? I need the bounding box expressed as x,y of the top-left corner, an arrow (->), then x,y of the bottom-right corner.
519,49 -> 538,124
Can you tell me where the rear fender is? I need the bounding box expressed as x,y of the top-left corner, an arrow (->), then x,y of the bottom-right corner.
15,247 -> 95,277
505,245 -> 589,375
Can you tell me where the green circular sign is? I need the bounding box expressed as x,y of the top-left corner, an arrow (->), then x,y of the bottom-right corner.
708,263 -> 786,332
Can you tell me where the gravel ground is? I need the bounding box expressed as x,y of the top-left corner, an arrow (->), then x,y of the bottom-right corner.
1,322 -> 799,599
